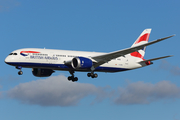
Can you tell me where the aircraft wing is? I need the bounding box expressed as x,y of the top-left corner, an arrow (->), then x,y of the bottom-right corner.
91,35 -> 174,68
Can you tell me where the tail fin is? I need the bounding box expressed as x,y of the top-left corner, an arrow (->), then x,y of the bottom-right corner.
130,29 -> 152,59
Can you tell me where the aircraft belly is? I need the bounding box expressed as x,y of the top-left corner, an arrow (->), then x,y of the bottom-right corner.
7,61 -> 130,72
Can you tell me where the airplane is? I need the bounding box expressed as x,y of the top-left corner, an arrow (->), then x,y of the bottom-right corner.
5,29 -> 174,82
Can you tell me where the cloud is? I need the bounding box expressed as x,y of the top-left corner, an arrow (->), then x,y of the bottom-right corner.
0,0 -> 20,12
159,60 -> 180,76
114,81 -> 180,105
7,75 -> 107,106
5,75 -> 180,106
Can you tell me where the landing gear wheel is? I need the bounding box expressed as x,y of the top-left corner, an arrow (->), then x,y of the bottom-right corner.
68,76 -> 78,82
94,73 -> 98,78
87,73 -> 91,77
18,71 -> 23,75
68,76 -> 72,81
68,71 -> 78,82
73,77 -> 78,82
91,74 -> 95,78
87,73 -> 98,78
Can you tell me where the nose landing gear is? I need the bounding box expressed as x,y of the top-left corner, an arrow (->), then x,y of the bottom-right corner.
16,66 -> 23,75
18,71 -> 23,75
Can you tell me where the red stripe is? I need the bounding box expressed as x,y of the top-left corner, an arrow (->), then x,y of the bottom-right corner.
130,51 -> 143,59
135,33 -> 150,44
131,52 -> 152,65
20,51 -> 40,53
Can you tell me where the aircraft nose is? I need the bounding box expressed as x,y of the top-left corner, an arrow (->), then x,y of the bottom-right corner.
5,56 -> 11,64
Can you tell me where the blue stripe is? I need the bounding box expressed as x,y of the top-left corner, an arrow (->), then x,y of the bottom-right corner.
20,53 -> 28,56
6,62 -> 129,72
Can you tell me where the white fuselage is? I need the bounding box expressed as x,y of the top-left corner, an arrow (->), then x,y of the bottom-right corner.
5,48 -> 144,73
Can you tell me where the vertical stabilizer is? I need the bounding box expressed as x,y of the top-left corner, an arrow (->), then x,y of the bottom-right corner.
130,29 -> 151,59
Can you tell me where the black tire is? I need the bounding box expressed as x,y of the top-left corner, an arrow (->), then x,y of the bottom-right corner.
18,71 -> 23,75
68,76 -> 72,80
94,73 -> 98,78
74,77 -> 78,81
87,73 -> 91,77
72,77 -> 78,82
91,75 -> 95,78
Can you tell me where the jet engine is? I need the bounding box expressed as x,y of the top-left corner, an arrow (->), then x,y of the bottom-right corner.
32,68 -> 54,77
71,57 -> 93,69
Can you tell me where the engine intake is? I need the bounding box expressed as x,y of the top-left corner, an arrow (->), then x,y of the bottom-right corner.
71,57 -> 93,69
32,68 -> 54,77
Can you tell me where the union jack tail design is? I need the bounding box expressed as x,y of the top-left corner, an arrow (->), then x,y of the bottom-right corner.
130,29 -> 151,59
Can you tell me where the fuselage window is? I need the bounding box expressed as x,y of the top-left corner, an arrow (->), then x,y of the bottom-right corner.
32,53 -> 48,56
56,55 -> 66,57
68,55 -> 77,57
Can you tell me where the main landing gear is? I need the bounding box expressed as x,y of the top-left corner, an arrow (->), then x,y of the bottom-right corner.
88,66 -> 98,78
16,66 -> 23,75
68,71 -> 98,82
68,71 -> 78,82
87,72 -> 98,78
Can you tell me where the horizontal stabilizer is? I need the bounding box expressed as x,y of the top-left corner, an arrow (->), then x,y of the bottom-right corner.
139,55 -> 173,64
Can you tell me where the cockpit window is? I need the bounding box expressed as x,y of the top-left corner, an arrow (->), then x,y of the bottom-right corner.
9,53 -> 17,55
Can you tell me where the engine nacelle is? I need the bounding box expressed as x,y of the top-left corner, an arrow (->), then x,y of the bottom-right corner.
71,57 -> 93,69
32,68 -> 54,77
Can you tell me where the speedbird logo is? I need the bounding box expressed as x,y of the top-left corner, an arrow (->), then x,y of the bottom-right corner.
20,51 -> 40,56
